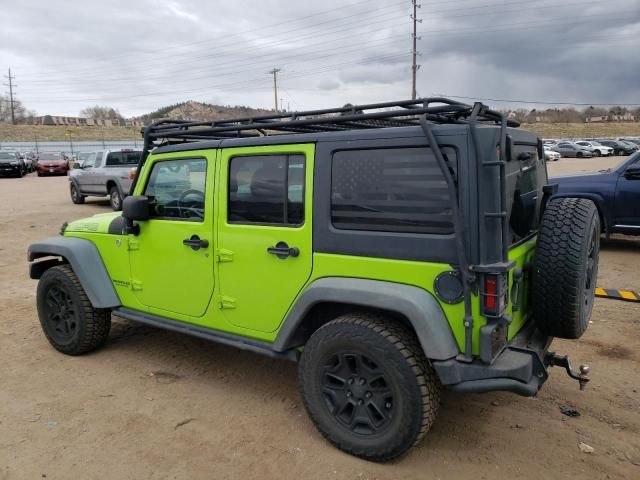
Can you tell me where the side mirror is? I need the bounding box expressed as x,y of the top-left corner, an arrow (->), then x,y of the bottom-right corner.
123,195 -> 150,221
122,195 -> 150,236
623,166 -> 640,179
72,162 -> 81,169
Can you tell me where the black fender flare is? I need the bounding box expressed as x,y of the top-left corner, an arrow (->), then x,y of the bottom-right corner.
105,178 -> 125,198
28,236 -> 121,309
272,277 -> 459,361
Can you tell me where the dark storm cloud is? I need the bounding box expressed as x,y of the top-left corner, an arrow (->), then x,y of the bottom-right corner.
0,0 -> 638,117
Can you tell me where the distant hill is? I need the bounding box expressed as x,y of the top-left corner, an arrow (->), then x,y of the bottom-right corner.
137,101 -> 273,123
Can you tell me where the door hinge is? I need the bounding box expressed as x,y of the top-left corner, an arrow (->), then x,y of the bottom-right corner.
218,295 -> 236,309
131,280 -> 143,291
127,238 -> 139,251
216,248 -> 234,263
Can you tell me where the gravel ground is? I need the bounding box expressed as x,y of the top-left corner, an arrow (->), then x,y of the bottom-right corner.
0,156 -> 638,479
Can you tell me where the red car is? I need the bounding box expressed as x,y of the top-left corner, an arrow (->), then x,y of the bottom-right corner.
36,152 -> 69,176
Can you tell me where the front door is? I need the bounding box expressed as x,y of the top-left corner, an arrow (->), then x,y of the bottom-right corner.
216,145 -> 314,333
129,152 -> 215,317
615,157 -> 640,227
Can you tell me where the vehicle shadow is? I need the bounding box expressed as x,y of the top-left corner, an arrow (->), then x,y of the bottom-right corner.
600,235 -> 640,253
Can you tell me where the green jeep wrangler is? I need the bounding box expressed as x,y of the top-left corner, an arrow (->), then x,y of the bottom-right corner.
28,98 -> 599,461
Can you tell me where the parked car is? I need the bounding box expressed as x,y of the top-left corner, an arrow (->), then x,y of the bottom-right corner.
36,152 -> 69,176
598,140 -> 637,156
543,145 -> 561,161
554,142 -> 594,158
30,98 -> 598,461
552,152 -> 640,236
69,149 -> 141,210
575,141 -> 613,157
22,151 -> 38,172
0,151 -> 26,177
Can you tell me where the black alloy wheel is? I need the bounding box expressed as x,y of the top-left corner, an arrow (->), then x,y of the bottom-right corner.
321,352 -> 394,435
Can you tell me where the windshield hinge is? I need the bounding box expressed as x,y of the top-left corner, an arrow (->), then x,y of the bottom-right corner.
216,249 -> 234,263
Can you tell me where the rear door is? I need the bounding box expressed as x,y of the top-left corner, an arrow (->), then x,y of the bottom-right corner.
216,144 -> 314,333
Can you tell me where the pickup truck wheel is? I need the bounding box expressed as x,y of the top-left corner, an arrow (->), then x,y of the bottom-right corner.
299,313 -> 440,462
109,186 -> 122,211
36,265 -> 111,355
532,198 -> 600,339
70,184 -> 85,204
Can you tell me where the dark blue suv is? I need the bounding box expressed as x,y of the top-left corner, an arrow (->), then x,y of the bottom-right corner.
551,153 -> 640,236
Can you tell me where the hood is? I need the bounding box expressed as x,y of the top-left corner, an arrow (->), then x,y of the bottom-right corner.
40,159 -> 66,164
65,212 -> 122,234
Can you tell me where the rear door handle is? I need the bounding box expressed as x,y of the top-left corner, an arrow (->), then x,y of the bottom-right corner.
267,241 -> 299,259
183,235 -> 209,251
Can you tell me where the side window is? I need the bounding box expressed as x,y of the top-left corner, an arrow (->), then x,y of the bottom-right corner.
331,147 -> 454,234
228,154 -> 304,225
106,152 -> 123,166
143,158 -> 207,221
83,154 -> 95,169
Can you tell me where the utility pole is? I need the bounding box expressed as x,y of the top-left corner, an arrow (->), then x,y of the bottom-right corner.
3,68 -> 17,125
268,68 -> 281,112
411,1 -> 422,100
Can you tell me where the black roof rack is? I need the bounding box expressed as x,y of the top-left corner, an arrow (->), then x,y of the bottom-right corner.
140,97 -> 518,149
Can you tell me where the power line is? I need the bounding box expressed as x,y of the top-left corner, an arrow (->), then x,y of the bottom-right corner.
411,0 -> 422,99
433,93 -> 640,107
268,68 -> 281,112
2,68 -> 17,125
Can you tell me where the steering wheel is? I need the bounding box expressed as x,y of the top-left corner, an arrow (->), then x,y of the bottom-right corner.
177,189 -> 205,219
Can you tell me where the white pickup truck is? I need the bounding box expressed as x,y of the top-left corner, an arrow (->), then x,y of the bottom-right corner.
69,149 -> 141,210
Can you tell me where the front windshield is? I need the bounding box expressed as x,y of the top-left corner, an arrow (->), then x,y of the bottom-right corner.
77,152 -> 92,161
40,153 -> 62,160
0,152 -> 17,160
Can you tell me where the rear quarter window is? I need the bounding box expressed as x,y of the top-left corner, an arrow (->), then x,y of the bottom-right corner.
330,147 -> 455,234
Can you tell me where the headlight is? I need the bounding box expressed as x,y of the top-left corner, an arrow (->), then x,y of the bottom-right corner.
10,161 -> 19,165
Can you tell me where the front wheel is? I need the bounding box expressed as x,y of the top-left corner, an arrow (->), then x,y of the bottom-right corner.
70,183 -> 85,204
593,150 -> 601,157
36,265 -> 111,355
109,186 -> 122,211
299,313 -> 440,462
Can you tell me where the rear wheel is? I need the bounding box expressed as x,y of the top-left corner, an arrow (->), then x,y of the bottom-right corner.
109,186 -> 122,211
532,198 -> 600,339
299,313 -> 440,462
36,265 -> 111,355
70,183 -> 85,204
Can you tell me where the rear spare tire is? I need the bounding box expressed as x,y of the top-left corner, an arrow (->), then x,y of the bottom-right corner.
532,198 -> 600,339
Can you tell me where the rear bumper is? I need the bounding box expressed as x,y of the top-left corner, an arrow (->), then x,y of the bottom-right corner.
432,324 -> 552,396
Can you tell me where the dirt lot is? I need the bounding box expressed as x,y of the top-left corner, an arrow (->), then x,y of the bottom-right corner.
1,157 -> 638,479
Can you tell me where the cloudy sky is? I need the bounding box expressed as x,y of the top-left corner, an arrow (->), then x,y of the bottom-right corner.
1,0 -> 639,117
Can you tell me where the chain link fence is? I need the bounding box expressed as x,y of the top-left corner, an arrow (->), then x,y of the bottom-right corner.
0,140 -> 140,157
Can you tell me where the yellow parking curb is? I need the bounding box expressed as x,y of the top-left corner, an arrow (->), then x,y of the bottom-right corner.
595,288 -> 640,302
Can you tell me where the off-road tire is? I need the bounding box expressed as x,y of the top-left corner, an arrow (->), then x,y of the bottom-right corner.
109,186 -> 122,211
37,265 -> 111,355
298,312 -> 440,462
532,198 -> 600,339
70,183 -> 85,204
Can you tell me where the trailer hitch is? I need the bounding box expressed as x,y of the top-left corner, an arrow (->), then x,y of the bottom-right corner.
545,352 -> 590,391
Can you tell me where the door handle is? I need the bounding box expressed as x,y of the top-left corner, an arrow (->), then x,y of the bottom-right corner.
267,241 -> 299,260
183,235 -> 209,251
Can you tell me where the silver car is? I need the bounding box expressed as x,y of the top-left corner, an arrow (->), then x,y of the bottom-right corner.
554,142 -> 594,158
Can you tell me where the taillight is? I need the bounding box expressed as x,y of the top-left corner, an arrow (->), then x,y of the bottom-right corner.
481,274 -> 507,317
129,168 -> 137,180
